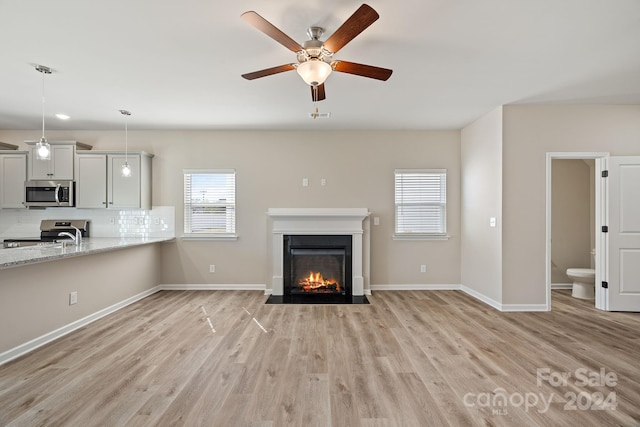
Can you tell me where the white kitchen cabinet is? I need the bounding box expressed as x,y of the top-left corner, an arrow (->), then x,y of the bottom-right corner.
75,154 -> 107,208
27,141 -> 91,180
75,151 -> 153,209
0,151 -> 28,208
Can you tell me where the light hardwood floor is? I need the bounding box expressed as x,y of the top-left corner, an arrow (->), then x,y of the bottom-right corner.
0,290 -> 638,426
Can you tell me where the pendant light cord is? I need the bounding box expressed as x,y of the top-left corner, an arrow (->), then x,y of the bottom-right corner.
41,69 -> 46,139
119,109 -> 131,163
124,115 -> 128,163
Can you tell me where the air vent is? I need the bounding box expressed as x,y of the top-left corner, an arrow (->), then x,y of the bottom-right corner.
309,112 -> 331,119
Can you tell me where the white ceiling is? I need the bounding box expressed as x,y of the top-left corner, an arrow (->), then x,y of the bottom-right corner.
1,0 -> 639,132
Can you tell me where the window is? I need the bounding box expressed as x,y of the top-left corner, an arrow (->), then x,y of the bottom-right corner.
394,169 -> 447,237
184,169 -> 236,237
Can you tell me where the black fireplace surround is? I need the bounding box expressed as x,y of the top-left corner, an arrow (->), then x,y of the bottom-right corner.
284,234 -> 351,302
265,234 -> 369,304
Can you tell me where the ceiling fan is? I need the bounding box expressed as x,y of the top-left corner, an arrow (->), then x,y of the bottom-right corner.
241,3 -> 393,102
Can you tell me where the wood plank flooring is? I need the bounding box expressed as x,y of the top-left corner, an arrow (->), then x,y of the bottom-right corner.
0,290 -> 638,426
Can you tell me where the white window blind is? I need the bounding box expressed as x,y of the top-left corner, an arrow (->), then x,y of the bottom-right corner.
184,169 -> 236,236
395,169 -> 447,235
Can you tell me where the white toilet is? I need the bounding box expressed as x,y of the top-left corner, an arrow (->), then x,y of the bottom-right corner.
566,249 -> 596,299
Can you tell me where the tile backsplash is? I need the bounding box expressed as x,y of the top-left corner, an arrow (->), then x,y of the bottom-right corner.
0,206 -> 175,239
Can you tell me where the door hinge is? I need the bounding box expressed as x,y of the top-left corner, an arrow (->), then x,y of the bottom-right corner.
601,281 -> 609,289
602,170 -> 609,178
602,226 -> 609,233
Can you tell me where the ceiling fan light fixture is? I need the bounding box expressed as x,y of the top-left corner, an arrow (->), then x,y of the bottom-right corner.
297,60 -> 332,86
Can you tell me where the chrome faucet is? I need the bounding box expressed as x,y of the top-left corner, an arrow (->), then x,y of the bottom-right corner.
58,226 -> 83,246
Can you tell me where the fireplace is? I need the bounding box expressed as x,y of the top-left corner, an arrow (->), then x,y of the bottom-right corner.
284,235 -> 352,302
267,208 -> 370,304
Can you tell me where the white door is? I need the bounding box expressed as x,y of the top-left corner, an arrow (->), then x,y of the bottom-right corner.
605,156 -> 640,311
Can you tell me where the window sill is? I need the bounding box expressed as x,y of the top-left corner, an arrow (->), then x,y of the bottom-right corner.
181,234 -> 238,241
393,234 -> 451,241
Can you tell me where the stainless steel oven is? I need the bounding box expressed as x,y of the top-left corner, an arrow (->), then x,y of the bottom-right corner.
3,219 -> 89,248
24,180 -> 75,207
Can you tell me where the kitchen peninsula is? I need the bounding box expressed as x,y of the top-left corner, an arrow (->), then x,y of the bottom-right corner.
0,236 -> 174,365
0,236 -> 173,269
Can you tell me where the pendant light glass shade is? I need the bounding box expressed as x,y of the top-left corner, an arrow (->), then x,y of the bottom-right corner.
297,59 -> 332,86
119,110 -> 132,177
35,65 -> 52,160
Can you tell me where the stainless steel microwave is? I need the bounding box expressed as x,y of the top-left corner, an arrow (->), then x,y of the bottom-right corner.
24,180 -> 75,207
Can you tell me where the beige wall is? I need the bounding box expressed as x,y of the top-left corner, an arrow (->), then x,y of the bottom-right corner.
0,130 -> 462,288
0,244 -> 161,353
551,159 -> 593,283
461,107 -> 503,302
5,104 -> 637,309
502,105 -> 640,304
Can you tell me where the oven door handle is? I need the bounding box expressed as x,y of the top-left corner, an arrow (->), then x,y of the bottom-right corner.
55,184 -> 61,206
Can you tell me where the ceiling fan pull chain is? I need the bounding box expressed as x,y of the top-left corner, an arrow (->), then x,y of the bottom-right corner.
312,85 -> 318,119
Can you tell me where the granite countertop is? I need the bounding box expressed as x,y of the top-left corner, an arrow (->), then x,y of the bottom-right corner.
0,237 -> 175,270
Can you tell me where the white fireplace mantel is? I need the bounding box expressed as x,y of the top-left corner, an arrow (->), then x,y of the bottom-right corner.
267,208 -> 370,296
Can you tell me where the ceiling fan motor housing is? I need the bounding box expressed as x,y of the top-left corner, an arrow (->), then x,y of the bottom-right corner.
298,27 -> 332,65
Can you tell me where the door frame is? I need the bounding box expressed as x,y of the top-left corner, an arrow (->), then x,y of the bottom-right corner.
545,152 -> 609,310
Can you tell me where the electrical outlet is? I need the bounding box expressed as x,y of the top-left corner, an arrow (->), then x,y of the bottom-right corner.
320,178 -> 326,186
69,291 -> 78,305
209,264 -> 216,273
420,264 -> 427,273
302,178 -> 309,187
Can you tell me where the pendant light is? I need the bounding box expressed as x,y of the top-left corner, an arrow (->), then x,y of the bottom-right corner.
119,110 -> 132,177
35,65 -> 52,160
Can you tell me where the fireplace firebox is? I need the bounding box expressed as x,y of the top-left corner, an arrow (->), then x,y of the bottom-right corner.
283,235 -> 352,303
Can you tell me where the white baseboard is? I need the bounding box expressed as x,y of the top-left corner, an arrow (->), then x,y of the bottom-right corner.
370,284 -> 550,312
459,285 -> 549,312
370,284 -> 461,291
500,303 -> 550,312
459,285 -> 502,311
0,286 -> 162,367
552,283 -> 573,290
159,284 -> 267,291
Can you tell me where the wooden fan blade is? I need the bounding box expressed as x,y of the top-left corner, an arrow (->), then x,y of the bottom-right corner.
242,64 -> 296,80
333,61 -> 392,81
241,11 -> 303,53
323,4 -> 379,54
311,84 -> 326,102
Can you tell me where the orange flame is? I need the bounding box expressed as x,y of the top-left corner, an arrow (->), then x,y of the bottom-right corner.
299,271 -> 341,292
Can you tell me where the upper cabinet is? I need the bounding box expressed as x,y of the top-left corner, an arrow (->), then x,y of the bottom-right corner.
75,151 -> 153,209
26,141 -> 92,180
0,151 -> 28,209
